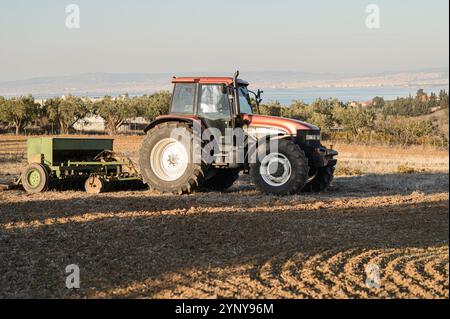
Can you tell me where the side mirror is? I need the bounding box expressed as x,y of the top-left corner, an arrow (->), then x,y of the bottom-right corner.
221,84 -> 228,94
257,89 -> 264,105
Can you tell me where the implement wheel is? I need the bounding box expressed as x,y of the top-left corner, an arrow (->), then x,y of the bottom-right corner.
22,163 -> 49,194
85,176 -> 105,194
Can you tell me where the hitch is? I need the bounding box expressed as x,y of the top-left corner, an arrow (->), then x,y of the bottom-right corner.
0,176 -> 22,191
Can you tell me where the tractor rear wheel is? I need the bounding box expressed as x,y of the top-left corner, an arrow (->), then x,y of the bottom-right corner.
302,166 -> 335,192
139,122 -> 206,195
250,139 -> 309,195
201,169 -> 240,191
21,163 -> 49,194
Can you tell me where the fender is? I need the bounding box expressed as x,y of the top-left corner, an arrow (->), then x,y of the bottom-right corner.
243,113 -> 319,135
143,115 -> 202,133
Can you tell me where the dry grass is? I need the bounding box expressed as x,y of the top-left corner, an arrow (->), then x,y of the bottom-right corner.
331,142 -> 449,175
335,165 -> 363,176
0,134 -> 448,299
397,165 -> 425,174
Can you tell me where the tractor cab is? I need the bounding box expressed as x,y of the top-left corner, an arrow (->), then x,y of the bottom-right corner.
169,73 -> 253,135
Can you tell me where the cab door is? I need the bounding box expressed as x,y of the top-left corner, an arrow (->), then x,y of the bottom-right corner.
196,83 -> 235,163
197,83 -> 233,142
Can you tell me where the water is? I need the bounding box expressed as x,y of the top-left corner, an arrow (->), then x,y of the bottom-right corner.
18,85 -> 449,105
259,86 -> 449,105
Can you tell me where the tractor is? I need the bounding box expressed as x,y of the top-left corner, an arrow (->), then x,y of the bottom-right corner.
139,71 -> 337,195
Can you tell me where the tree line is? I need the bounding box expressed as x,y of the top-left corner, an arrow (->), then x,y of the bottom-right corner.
0,92 -> 171,135
0,89 -> 448,147
256,89 -> 449,147
382,89 -> 449,116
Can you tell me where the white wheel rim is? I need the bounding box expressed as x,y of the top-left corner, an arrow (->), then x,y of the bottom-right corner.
151,138 -> 189,181
259,152 -> 292,187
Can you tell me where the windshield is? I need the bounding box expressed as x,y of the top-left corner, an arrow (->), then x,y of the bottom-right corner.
238,86 -> 253,114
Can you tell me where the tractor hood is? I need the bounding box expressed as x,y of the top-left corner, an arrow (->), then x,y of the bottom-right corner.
243,114 -> 319,135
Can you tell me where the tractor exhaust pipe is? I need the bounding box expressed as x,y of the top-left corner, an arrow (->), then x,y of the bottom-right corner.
233,70 -> 239,84
233,70 -> 241,124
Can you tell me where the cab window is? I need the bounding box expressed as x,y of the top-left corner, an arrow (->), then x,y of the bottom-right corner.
238,86 -> 253,114
198,84 -> 231,120
171,83 -> 195,114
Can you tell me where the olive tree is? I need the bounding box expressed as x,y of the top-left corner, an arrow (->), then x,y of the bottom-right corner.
308,98 -> 342,133
259,101 -> 283,117
46,95 -> 91,134
333,105 -> 376,136
0,95 -> 40,134
134,91 -> 171,121
94,95 -> 138,134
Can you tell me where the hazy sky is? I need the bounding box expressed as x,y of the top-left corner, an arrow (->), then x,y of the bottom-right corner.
0,0 -> 448,81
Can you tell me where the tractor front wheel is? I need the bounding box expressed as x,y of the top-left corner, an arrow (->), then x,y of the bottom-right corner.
21,163 -> 49,194
250,139 -> 309,195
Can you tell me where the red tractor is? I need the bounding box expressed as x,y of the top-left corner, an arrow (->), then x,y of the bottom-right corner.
139,71 -> 337,195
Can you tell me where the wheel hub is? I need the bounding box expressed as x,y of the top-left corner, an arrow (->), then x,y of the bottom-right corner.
167,153 -> 180,167
27,170 -> 41,188
85,176 -> 104,194
260,153 -> 292,187
151,138 -> 189,181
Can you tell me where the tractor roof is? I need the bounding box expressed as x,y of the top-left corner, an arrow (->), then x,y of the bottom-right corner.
172,77 -> 249,86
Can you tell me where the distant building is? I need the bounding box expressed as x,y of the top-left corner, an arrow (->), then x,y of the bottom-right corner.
361,100 -> 373,108
118,117 -> 148,132
420,94 -> 429,102
72,115 -> 148,133
348,100 -> 373,108
53,95 -> 148,132
73,115 -> 105,132
35,99 -> 46,106
430,106 -> 441,113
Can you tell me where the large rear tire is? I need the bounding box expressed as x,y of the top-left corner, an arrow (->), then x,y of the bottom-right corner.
201,169 -> 240,191
302,165 -> 335,192
250,139 -> 309,195
139,122 -> 206,195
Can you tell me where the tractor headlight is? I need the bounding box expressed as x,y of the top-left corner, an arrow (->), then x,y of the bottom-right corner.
305,134 -> 321,141
296,130 -> 321,148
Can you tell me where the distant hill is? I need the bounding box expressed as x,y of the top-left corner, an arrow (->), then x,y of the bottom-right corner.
0,68 -> 448,98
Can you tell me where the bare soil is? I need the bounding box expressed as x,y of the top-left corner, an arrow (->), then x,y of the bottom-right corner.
0,135 -> 448,298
